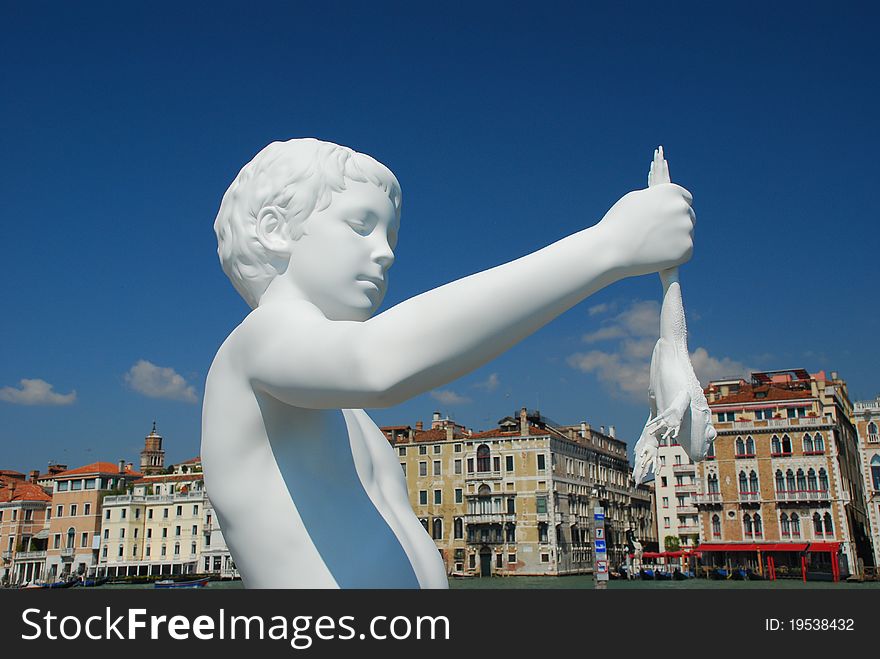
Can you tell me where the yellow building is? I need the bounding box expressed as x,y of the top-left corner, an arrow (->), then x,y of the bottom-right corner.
695,369 -> 875,579
385,408 -> 647,577
0,473 -> 51,585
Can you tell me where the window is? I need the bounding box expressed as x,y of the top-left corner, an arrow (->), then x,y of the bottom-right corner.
662,497 -> 669,508
121,508 -> 126,519
771,435 -> 781,455
466,458 -> 474,473
743,514 -> 753,538
176,505 -> 182,517
807,469 -> 818,492
103,529 -> 109,540
120,528 -> 125,539
419,445 -> 427,455
161,545 -> 167,557
70,504 -> 78,517
753,513 -> 763,537
400,463 -> 406,477
819,468 -> 829,493
193,505 -> 199,515
102,546 -> 107,559
146,529 -> 152,539
454,443 -> 462,453
780,513 -> 790,537
506,455 -> 514,472
782,435 -> 792,454
148,509 -> 153,520
84,478 -> 96,490
53,534 -> 61,549
454,459 -> 462,475
791,513 -> 801,538
398,447 -> 406,456
506,497 -> 515,514
191,542 -> 197,555
755,409 -> 775,420
775,470 -> 785,493
717,412 -> 735,422
71,480 -> 82,491
163,508 -> 168,519
660,456 -> 667,466
493,456 -> 500,472
538,523 -> 548,543
434,490 -> 442,505
433,444 -> 441,454
505,523 -> 516,542
661,476 -> 667,487
749,470 -> 759,493
823,513 -> 834,536
433,460 -> 441,476
454,518 -> 463,539
738,471 -> 748,493
813,513 -> 823,536
174,543 -> 180,556
813,434 -> 825,453
175,526 -> 181,537
419,491 -> 428,506
162,528 -> 168,538
508,553 -> 517,564
796,469 -> 806,492
803,434 -> 814,453
536,496 -> 547,514
663,517 -> 670,528
191,525 -> 198,535
419,461 -> 427,477
541,553 -> 550,563
84,503 -> 91,516
57,481 -> 69,492
118,545 -> 124,557
706,443 -> 715,459
711,514 -> 721,538
432,518 -> 442,540
537,454 -> 546,471
745,436 -> 755,455
735,437 -> 745,456
477,445 -> 491,472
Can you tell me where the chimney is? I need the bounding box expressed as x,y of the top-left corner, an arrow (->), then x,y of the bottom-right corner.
520,407 -> 528,437
830,371 -> 838,381
600,425 -> 606,435
580,422 -> 587,438
416,421 -> 424,432
29,470 -> 40,483
446,425 -> 454,441
118,459 -> 125,474
608,425 -> 616,438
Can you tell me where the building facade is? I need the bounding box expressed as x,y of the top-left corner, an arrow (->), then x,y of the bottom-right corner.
0,474 -> 51,585
385,408 -> 652,577
651,440 -> 700,552
45,461 -> 141,580
695,369 -> 875,576
853,395 -> 880,567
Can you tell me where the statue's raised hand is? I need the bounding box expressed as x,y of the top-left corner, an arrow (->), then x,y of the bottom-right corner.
596,183 -> 695,277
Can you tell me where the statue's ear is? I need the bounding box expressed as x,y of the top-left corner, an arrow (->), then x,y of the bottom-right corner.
255,206 -> 291,256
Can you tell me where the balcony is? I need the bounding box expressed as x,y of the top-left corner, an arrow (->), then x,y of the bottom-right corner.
464,513 -> 516,525
775,489 -> 830,503
868,434 -> 880,444
1,551 -> 12,562
673,483 -> 697,493
738,491 -> 760,503
677,505 -> 698,515
465,470 -> 502,482
16,550 -> 47,560
60,547 -> 75,560
693,492 -> 722,505
734,453 -> 756,459
672,464 -> 695,474
678,525 -> 700,534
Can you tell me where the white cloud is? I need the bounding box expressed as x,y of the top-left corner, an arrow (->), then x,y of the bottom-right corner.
125,360 -> 198,403
430,389 -> 471,405
473,373 -> 500,392
0,379 -> 76,406
568,299 -> 753,398
588,303 -> 611,316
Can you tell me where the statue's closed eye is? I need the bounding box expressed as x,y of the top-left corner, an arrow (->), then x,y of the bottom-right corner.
346,218 -> 374,236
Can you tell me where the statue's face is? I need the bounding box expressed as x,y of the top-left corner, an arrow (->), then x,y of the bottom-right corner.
287,180 -> 399,321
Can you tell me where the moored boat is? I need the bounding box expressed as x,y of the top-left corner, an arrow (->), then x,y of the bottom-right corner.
154,577 -> 209,589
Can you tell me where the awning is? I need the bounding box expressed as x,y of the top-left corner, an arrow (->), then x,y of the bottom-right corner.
695,542 -> 839,553
32,529 -> 49,540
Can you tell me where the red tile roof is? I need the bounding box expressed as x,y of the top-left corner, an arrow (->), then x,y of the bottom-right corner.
132,473 -> 203,485
54,462 -> 143,479
471,425 -> 552,439
709,385 -> 814,406
0,482 -> 51,503
178,456 -> 201,465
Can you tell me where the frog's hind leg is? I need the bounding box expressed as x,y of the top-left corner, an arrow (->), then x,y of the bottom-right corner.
646,390 -> 691,441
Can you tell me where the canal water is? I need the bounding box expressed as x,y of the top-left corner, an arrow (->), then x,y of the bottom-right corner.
95,576 -> 880,589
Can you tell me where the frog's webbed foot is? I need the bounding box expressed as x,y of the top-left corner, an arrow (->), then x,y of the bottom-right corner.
646,390 -> 691,441
632,420 -> 660,484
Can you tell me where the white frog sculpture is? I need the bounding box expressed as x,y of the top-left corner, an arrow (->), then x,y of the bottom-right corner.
632,148 -> 717,484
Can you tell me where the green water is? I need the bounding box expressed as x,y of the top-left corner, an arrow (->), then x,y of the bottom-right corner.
96,576 -> 880,590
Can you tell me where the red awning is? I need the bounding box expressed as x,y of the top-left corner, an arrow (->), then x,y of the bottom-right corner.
696,543 -> 803,552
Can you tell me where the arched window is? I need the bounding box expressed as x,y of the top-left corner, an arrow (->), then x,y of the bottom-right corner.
743,514 -> 753,537
796,469 -> 806,492
735,437 -> 745,456
420,518 -> 429,532
707,442 -> 715,459
754,513 -> 763,536
813,513 -> 823,536
823,513 -> 834,536
748,470 -> 759,493
782,434 -> 792,454
738,471 -> 748,493
780,513 -> 790,536
707,473 -> 719,493
785,469 -> 796,492
506,523 -> 516,543
745,436 -> 755,455
538,522 -> 548,543
711,514 -> 721,538
807,468 -> 818,492
871,456 -> 880,491
791,513 -> 801,537
868,421 -> 878,436
454,517 -> 463,539
66,527 -> 75,549
813,433 -> 825,452
819,468 -> 829,493
771,435 -> 781,455
432,518 -> 443,540
803,434 -> 814,453
775,470 -> 785,493
477,485 -> 492,515
476,444 -> 491,472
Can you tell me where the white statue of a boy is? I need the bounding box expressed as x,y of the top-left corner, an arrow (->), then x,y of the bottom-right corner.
202,138 -> 695,588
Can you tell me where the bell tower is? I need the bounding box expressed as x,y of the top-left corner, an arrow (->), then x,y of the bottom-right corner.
140,421 -> 166,475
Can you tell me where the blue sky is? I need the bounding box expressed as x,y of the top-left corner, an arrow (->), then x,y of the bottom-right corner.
1,1 -> 877,472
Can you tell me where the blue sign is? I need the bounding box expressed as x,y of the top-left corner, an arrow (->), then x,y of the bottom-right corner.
594,513 -> 605,521
594,539 -> 606,552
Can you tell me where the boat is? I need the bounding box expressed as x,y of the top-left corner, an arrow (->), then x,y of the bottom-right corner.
672,569 -> 689,581
154,577 -> 210,589
639,568 -> 655,580
708,568 -> 728,580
